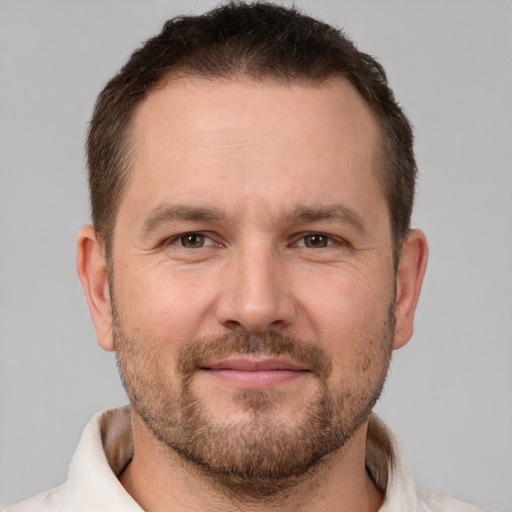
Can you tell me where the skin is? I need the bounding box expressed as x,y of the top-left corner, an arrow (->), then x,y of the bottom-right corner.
77,77 -> 428,512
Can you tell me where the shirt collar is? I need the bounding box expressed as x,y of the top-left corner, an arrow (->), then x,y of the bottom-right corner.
365,413 -> 418,510
63,406 -> 418,511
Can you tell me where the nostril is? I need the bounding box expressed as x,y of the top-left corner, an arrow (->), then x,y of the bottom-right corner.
224,320 -> 244,331
223,318 -> 286,333
215,281 -> 296,333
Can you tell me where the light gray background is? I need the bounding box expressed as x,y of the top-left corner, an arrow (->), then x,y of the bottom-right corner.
1,0 -> 511,510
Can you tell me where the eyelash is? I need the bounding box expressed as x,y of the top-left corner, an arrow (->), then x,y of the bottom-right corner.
293,233 -> 337,248
163,232 -> 343,249
165,233 -> 218,249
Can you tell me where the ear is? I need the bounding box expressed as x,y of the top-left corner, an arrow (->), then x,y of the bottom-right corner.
393,229 -> 428,350
76,225 -> 115,351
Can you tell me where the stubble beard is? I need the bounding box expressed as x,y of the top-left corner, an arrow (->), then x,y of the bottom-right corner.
114,310 -> 394,500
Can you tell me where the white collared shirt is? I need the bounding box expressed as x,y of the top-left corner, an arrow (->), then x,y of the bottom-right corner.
2,406 -> 488,511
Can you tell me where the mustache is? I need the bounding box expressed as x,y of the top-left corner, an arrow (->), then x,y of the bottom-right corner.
177,331 -> 332,380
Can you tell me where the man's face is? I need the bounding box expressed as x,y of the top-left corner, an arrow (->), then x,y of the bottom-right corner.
110,77 -> 396,491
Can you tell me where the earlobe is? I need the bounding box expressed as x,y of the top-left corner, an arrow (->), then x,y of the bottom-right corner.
393,229 -> 428,350
76,225 -> 115,352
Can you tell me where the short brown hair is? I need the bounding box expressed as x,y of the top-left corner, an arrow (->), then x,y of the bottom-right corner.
87,1 -> 416,265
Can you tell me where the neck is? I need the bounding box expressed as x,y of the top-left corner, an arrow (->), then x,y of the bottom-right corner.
119,410 -> 383,512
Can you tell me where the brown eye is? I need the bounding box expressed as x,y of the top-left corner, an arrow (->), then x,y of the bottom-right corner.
180,233 -> 206,248
303,234 -> 329,248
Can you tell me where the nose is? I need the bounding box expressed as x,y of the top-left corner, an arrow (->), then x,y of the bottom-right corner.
215,245 -> 296,333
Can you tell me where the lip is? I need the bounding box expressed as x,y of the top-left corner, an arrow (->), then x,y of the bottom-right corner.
200,357 -> 309,390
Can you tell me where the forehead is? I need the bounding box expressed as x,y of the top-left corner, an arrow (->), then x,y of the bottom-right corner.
121,76 -> 387,229
132,76 -> 379,160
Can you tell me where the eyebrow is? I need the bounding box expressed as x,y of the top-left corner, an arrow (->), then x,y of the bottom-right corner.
283,204 -> 367,234
138,202 -> 367,236
139,205 -> 226,235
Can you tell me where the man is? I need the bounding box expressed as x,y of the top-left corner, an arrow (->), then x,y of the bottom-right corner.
3,2 -> 488,511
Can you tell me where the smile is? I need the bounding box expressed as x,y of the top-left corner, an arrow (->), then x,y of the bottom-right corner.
201,357 -> 310,390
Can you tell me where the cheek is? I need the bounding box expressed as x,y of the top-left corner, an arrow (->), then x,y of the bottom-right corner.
113,260 -> 219,344
296,264 -> 394,356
